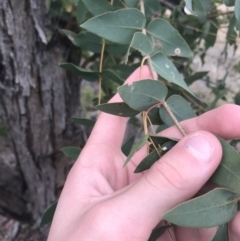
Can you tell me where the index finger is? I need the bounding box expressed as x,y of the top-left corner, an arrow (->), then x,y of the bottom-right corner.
87,66 -> 155,148
160,104 -> 240,140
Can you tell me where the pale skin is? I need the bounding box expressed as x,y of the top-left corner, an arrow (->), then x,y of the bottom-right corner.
48,66 -> 240,241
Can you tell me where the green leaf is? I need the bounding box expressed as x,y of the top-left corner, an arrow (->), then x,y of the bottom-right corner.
126,32 -> 152,63
124,0 -> 138,8
102,69 -> 124,85
144,0 -> 162,18
60,30 -> 102,52
112,0 -> 125,9
102,65 -> 137,84
61,146 -> 82,160
118,79 -> 168,111
194,0 -> 211,13
76,0 -> 89,24
80,9 -> 146,45
211,224 -> 229,241
148,108 -> 164,125
184,0 -> 193,12
40,202 -> 58,226
151,52 -> 191,93
105,44 -> 129,56
128,116 -> 141,127
102,78 -> 119,92
147,19 -> 193,58
96,102 -> 139,117
156,124 -> 169,133
148,225 -> 170,241
211,137 -> 240,194
186,0 -> 211,19
235,90 -> 240,105
60,63 -> 99,81
163,188 -> 240,228
205,19 -> 218,49
225,0 -> 235,6
61,30 -> 128,55
124,135 -> 149,166
134,148 -> 161,173
235,0 -> 240,30
82,0 -> 113,16
161,141 -> 178,154
184,0 -> 193,13
122,135 -> 136,156
149,135 -> 179,147
159,95 -> 196,127
185,71 -> 208,85
72,118 -> 95,127
73,0 -> 79,5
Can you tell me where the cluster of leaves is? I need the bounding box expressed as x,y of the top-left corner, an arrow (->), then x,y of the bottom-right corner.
41,0 -> 240,240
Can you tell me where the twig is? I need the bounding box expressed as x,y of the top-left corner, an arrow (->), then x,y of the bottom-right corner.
98,42 -> 106,105
140,1 -> 147,35
140,1 -> 156,80
146,115 -> 156,135
149,136 -> 161,157
140,56 -> 149,79
162,101 -> 187,136
143,111 -> 148,136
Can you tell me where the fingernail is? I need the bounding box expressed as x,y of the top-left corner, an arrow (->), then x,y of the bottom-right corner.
185,133 -> 214,163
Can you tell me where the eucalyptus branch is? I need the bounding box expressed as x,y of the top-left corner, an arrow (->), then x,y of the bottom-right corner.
143,103 -> 162,136
146,102 -> 161,115
98,42 -> 106,105
148,136 -> 161,157
140,1 -> 147,35
139,1 -> 156,80
140,56 -> 149,79
98,0 -> 114,105
146,115 -> 156,135
147,58 -> 157,80
142,111 -> 150,154
143,111 -> 148,136
162,101 -> 187,136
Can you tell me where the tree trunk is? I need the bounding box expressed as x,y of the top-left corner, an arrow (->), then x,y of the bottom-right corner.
0,0 -> 83,224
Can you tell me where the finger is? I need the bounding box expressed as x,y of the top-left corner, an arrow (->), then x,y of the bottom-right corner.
87,65 -> 155,148
160,104 -> 240,140
109,131 -> 222,240
229,212 -> 240,241
172,226 -> 216,241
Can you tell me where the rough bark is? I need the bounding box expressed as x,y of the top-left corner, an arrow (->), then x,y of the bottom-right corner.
0,0 -> 84,224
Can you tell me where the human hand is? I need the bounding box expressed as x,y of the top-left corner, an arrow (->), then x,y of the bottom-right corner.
47,66 -> 240,241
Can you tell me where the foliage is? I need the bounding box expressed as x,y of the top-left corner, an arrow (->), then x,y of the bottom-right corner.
42,0 -> 240,240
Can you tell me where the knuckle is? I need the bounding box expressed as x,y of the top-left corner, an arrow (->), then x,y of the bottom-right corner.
146,159 -> 188,192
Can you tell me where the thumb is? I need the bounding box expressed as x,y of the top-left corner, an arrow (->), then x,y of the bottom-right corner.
118,131 -> 222,232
